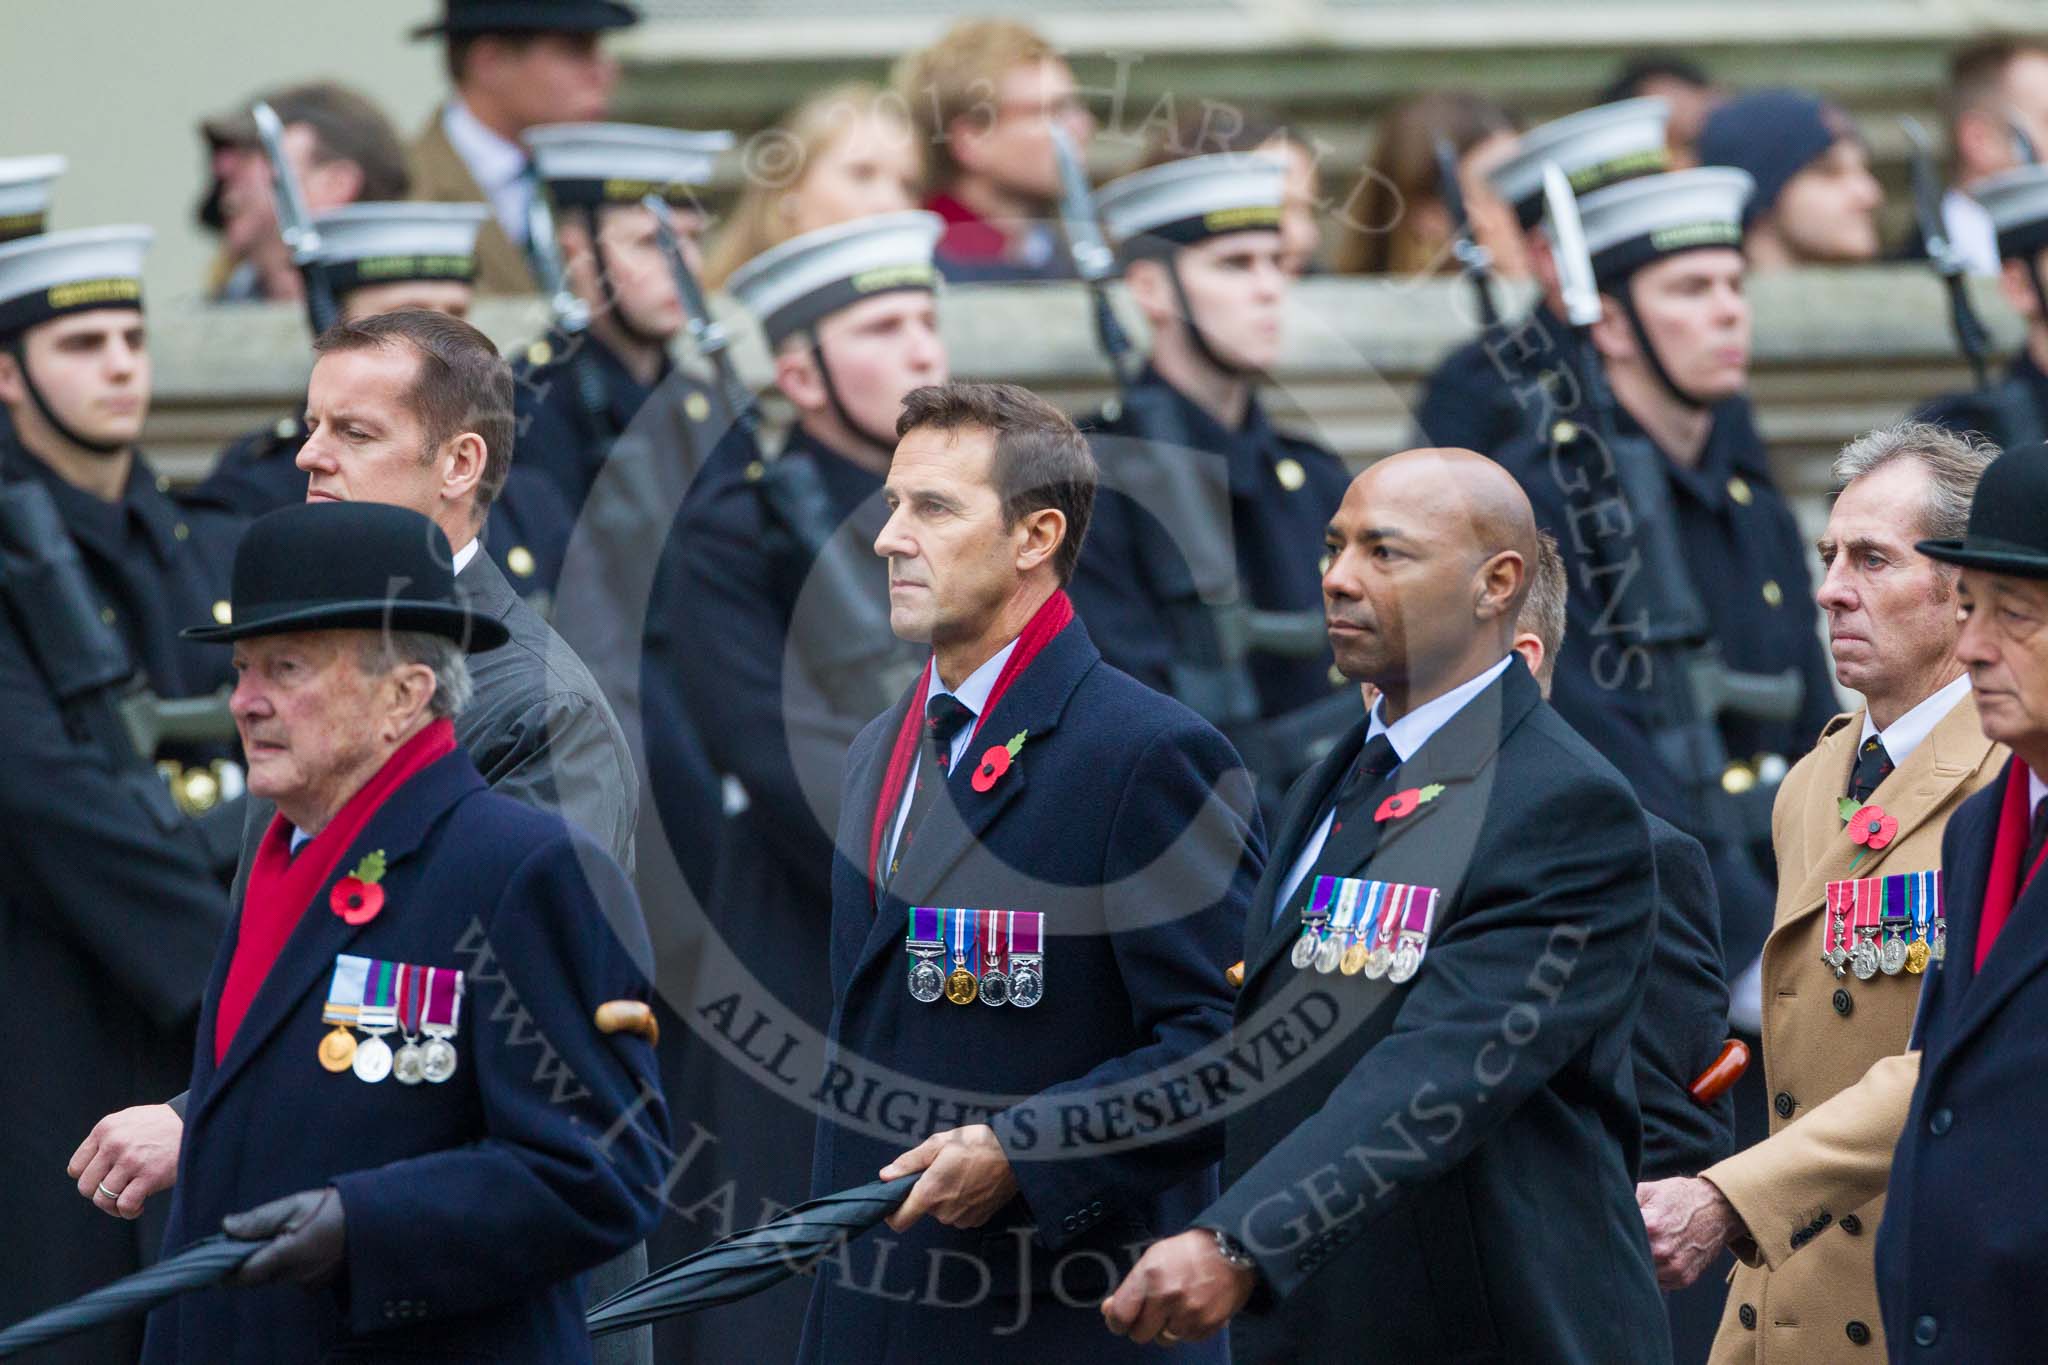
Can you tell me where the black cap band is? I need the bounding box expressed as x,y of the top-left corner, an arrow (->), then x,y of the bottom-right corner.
760,264 -> 940,348
0,277 -> 144,339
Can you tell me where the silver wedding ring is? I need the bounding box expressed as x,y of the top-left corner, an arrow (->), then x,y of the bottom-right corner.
96,1182 -> 119,1201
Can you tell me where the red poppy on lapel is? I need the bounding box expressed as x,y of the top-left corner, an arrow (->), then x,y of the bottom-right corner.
1848,805 -> 1897,850
971,730 -> 1030,794
330,850 -> 389,926
1376,783 -> 1446,823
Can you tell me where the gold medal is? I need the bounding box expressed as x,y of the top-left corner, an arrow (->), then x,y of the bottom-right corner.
1340,940 -> 1370,976
1905,940 -> 1930,974
944,968 -> 978,1005
318,1025 -> 357,1073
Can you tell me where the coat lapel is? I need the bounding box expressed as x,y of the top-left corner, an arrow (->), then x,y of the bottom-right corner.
1240,722 -> 1365,976
848,623 -> 1098,989
190,754 -> 484,1125
1781,695 -> 1997,928
1936,759 -> 2048,1059
832,690 -> 913,989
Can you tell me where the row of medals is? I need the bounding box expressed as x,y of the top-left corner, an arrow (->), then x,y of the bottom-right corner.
1292,919 -> 1421,983
908,942 -> 1043,1008
1824,919 -> 1942,981
319,1021 -> 458,1085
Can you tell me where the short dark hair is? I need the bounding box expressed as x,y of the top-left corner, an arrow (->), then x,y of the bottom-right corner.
895,381 -> 1096,584
312,309 -> 514,520
1947,38 -> 2048,127
445,29 -> 544,86
1601,52 -> 1714,105
1517,530 -> 1568,669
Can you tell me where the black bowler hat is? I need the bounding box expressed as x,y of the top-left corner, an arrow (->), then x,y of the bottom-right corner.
410,0 -> 639,38
182,503 -> 511,650
1918,441 -> 2048,579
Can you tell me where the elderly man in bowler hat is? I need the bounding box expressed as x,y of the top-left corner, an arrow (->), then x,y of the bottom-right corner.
138,502 -> 669,1364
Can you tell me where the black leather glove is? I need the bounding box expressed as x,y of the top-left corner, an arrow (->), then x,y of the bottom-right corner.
224,1186 -> 346,1287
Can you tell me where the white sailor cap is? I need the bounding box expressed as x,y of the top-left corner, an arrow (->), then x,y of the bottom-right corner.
311,202 -> 490,296
1096,153 -> 1287,263
1553,167 -> 1754,287
727,210 -> 944,347
0,156 -> 65,245
0,224 -> 152,339
524,122 -> 734,209
1490,98 -> 1670,230
1975,164 -> 2048,263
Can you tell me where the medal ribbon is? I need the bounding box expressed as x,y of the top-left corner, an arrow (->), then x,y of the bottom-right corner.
1330,881 -> 1362,937
396,963 -> 428,1037
1014,911 -> 1042,957
1879,875 -> 1909,938
1376,886 -> 1406,951
1353,881 -> 1384,946
359,958 -> 399,1030
424,966 -> 462,1034
322,954 -> 370,1026
989,909 -> 1010,977
1302,875 -> 1336,924
908,905 -> 941,946
1406,886 -> 1439,938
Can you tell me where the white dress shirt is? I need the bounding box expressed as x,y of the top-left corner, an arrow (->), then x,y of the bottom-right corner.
1274,655 -> 1515,914
883,639 -> 1020,873
1857,673 -> 1972,769
442,98 -> 531,247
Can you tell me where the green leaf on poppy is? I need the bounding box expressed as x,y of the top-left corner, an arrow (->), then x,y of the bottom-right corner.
352,849 -> 388,884
1006,729 -> 1029,757
1837,797 -> 1861,824
1419,783 -> 1446,803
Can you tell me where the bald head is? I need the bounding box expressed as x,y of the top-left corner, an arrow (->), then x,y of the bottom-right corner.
1322,446 -> 1539,718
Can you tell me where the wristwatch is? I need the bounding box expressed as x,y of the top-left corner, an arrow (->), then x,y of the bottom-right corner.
1211,1228 -> 1256,1271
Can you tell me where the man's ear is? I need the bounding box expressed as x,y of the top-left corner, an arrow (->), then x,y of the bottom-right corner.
773,341 -> 827,415
1124,257 -> 1174,329
440,431 -> 487,510
1474,549 -> 1526,623
0,348 -> 22,408
383,662 -> 438,740
1014,507 -> 1067,576
1589,289 -> 1636,365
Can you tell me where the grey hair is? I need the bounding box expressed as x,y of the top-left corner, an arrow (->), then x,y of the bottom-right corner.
1831,420 -> 1997,547
354,629 -> 473,720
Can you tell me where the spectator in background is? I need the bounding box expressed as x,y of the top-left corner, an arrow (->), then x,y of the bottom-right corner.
1603,51 -> 1725,167
1698,89 -> 1884,270
703,82 -> 922,288
1330,90 -> 1525,279
405,0 -> 638,295
1903,38 -> 2048,274
1135,104 -> 1324,275
197,82 -> 409,304
892,17 -> 1094,281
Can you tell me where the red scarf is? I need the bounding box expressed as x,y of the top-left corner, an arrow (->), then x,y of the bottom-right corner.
866,590 -> 1074,901
213,718 -> 457,1062
1975,758 -> 2048,973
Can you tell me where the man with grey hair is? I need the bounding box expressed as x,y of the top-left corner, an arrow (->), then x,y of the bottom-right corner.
1637,421 -> 2007,1363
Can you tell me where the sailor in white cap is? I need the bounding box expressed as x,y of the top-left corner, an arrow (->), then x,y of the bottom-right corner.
0,222 -> 243,1355
1493,166 -> 1840,1104
643,206 -> 947,1365
1920,162 -> 2048,449
0,155 -> 64,246
1413,96 -> 1672,454
513,121 -> 732,513
1069,150 -> 1351,818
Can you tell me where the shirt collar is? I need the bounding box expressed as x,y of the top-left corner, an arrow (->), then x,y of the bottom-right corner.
1367,655 -> 1515,763
1857,672 -> 1972,767
2032,768 -> 2047,822
442,97 -> 527,192
452,538 -> 481,576
925,637 -> 1021,725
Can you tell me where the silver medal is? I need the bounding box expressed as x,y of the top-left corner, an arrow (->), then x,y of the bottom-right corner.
909,956 -> 945,1003
1879,934 -> 1908,976
392,1041 -> 426,1086
1823,945 -> 1850,979
1850,933 -> 1880,981
1313,936 -> 1343,974
420,1036 -> 458,1084
1009,961 -> 1043,1008
978,970 -> 1011,1006
1289,931 -> 1320,971
1364,947 -> 1392,980
1389,939 -> 1423,984
353,1034 -> 393,1083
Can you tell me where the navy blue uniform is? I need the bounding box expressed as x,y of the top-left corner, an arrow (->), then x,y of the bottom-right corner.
1876,759 -> 2048,1362
181,415 -> 573,607
1494,400 -> 1839,967
1211,662 -> 1671,1364
143,750 -> 669,1364
512,327 -> 701,515
0,440 -> 241,1362
639,424 -> 913,1364
1917,348 -> 2048,452
1409,301 -> 1573,454
801,612 -> 1264,1364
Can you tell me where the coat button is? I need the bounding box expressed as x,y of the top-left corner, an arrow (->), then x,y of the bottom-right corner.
1929,1107 -> 1953,1135
1845,1320 -> 1871,1345
1833,988 -> 1854,1016
1774,1091 -> 1796,1119
1062,1215 -> 1077,1232
1840,1214 -> 1862,1235
1761,579 -> 1785,607
1913,1315 -> 1939,1346
1090,1200 -> 1104,1215
1739,1304 -> 1757,1330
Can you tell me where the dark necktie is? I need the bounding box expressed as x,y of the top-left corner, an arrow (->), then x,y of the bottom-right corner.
885,693 -> 976,888
1275,734 -> 1401,923
2024,798 -> 2048,893
1848,735 -> 1894,804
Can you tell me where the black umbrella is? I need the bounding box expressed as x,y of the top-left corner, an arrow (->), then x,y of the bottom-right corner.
0,1235 -> 262,1358
586,1174 -> 918,1336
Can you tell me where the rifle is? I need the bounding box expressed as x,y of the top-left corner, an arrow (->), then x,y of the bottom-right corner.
1051,127 -> 1346,803
1542,163 -> 1802,848
1902,116 -> 1993,390
524,190 -> 615,427
0,482 -> 242,873
251,100 -> 338,337
644,195 -> 756,442
1435,134 -> 1503,332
